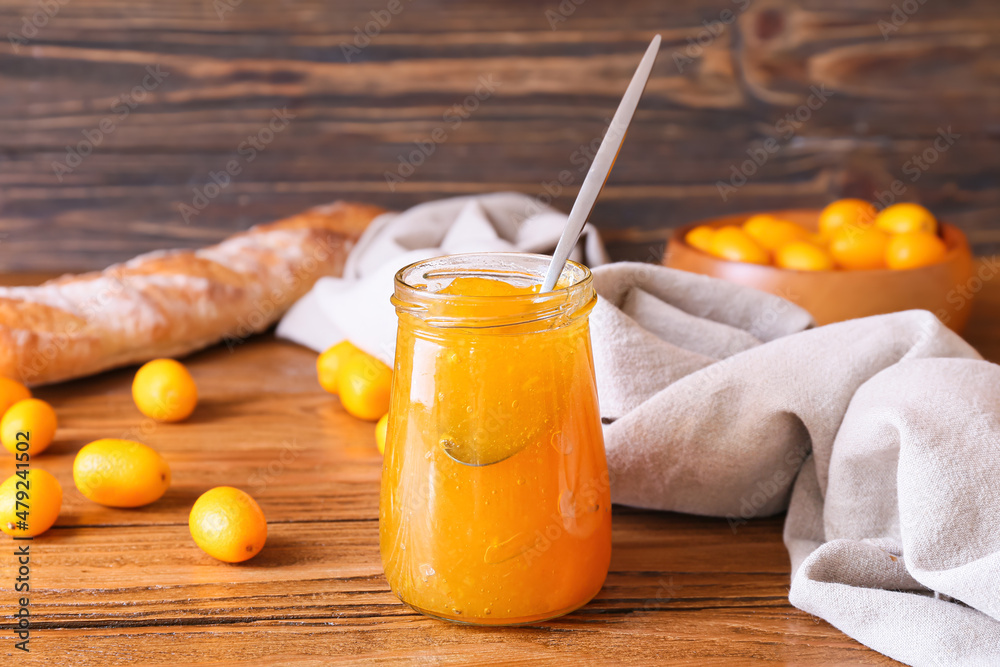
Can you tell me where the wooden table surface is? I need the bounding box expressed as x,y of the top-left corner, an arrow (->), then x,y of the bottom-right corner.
1,264 -> 998,666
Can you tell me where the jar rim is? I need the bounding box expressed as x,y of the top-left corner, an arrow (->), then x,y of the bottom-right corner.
392,252 -> 595,329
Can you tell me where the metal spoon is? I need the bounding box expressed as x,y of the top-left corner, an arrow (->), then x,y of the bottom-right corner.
440,434 -> 528,468
443,37 -> 662,468
540,34 -> 661,292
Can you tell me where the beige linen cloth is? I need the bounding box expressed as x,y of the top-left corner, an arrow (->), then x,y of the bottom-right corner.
592,262 -> 1000,667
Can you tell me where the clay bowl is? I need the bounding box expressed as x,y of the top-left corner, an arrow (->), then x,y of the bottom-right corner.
664,209 -> 976,332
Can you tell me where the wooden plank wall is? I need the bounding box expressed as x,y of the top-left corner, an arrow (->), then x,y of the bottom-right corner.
0,0 -> 998,270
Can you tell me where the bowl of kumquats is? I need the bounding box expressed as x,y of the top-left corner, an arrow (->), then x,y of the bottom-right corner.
664,200 -> 976,332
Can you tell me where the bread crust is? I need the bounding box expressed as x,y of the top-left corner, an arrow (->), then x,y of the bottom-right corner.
1,201 -> 385,386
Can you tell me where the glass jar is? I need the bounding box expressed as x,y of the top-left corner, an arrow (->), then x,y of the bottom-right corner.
380,252 -> 611,625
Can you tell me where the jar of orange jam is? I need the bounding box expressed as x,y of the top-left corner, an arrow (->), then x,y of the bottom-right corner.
380,252 -> 611,625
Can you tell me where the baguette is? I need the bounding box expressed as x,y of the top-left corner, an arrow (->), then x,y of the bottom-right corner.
0,201 -> 385,386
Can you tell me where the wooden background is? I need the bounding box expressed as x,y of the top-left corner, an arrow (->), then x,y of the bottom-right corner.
1,0 -> 999,271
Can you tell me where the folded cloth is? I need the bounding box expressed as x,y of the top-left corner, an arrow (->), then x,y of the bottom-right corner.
592,262 -> 1000,666
276,192 -> 608,363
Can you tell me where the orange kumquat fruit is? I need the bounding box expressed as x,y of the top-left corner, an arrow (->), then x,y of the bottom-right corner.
189,486 -> 268,563
73,439 -> 172,508
818,199 -> 877,240
875,202 -> 938,236
707,226 -> 770,265
885,231 -> 948,270
317,340 -> 362,395
339,352 -> 393,422
0,469 -> 62,538
0,377 -> 31,418
829,225 -> 890,270
774,241 -> 835,271
684,225 -> 716,253
375,412 -> 389,455
132,359 -> 198,422
743,215 -> 810,252
1,398 -> 57,456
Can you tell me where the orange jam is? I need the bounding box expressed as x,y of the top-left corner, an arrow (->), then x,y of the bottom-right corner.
380,253 -> 611,625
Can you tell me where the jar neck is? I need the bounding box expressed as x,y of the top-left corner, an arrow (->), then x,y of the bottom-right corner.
391,253 -> 596,332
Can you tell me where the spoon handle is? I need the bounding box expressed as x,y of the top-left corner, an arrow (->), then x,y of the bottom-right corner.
540,34 -> 661,292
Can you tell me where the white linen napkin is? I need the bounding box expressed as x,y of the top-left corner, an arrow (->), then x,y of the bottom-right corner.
276,193 -> 608,363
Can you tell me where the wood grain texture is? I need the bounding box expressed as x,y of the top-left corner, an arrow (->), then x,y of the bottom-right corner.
0,263 -> 998,665
1,0 -> 999,270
